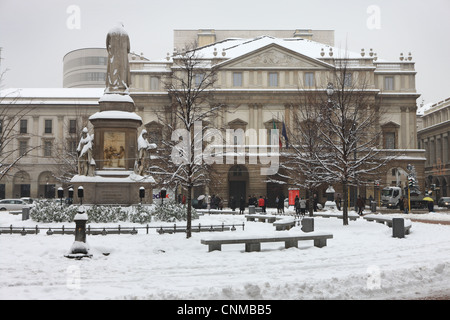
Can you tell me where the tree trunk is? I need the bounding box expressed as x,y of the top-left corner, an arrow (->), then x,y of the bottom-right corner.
186,185 -> 192,238
342,181 -> 349,225
308,191 -> 314,217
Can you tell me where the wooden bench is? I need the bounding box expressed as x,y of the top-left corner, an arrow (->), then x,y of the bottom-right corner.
363,214 -> 412,234
201,231 -> 333,252
273,217 -> 297,230
245,214 -> 279,223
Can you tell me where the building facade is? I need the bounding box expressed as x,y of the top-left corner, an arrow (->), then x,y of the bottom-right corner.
0,29 -> 425,206
418,97 -> 450,199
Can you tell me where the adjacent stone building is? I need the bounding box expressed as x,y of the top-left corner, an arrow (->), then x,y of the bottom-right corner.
418,97 -> 450,198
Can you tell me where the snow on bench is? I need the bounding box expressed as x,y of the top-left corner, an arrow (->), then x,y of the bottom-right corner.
245,214 -> 281,223
200,231 -> 333,252
313,212 -> 360,221
273,217 -> 297,230
363,214 -> 412,234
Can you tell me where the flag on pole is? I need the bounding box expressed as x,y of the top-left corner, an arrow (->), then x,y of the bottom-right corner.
273,119 -> 282,148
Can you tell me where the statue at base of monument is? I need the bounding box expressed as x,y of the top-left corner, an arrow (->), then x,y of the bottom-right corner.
77,127 -> 95,176
134,129 -> 156,176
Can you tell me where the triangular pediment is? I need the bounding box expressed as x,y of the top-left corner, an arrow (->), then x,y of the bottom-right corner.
219,43 -> 332,70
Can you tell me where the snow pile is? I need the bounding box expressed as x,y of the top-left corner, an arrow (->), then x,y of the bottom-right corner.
1,208 -> 450,300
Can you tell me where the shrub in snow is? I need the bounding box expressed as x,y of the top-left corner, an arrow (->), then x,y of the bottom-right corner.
29,200 -> 196,224
150,202 -> 198,222
87,205 -> 128,223
30,200 -> 78,223
129,204 -> 153,224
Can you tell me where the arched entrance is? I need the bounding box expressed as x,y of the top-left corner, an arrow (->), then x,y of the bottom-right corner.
228,165 -> 249,206
38,171 -> 57,198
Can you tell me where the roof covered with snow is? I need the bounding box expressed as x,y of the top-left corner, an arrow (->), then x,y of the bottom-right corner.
180,36 -> 364,62
0,88 -> 104,105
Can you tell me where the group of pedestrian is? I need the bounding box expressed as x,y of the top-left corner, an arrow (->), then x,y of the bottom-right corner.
294,195 -> 307,217
248,195 -> 267,213
210,195 -> 223,210
275,195 -> 285,214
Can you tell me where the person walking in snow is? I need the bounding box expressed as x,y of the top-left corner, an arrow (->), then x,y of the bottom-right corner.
403,196 -> 409,214
299,197 -> 307,216
258,196 -> 265,212
357,195 -> 365,215
294,195 -> 300,217
239,196 -> 245,214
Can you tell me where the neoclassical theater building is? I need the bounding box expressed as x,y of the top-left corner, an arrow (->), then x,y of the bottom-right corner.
0,29 -> 425,206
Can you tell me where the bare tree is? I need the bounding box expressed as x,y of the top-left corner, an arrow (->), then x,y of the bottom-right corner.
150,43 -> 224,238
51,109 -> 92,184
277,93 -> 334,216
317,62 -> 393,225
0,81 -> 39,181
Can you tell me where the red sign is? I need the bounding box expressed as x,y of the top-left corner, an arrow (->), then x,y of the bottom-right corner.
288,189 -> 300,205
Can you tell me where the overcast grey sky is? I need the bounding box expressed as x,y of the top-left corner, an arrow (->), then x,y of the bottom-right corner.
1,0 -> 449,104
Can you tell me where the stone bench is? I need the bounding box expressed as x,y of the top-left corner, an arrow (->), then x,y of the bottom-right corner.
157,226 -> 231,234
201,231 -> 333,252
273,217 -> 297,230
245,214 -> 280,223
363,214 -> 412,235
314,212 -> 359,221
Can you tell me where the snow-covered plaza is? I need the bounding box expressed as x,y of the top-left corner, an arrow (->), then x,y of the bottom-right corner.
1,206 -> 450,300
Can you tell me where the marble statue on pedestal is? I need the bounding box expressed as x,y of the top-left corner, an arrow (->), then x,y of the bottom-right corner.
105,22 -> 131,94
135,129 -> 156,176
77,127 -> 95,176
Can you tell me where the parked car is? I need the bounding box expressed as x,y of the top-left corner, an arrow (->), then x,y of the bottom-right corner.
20,197 -> 34,205
438,197 -> 450,208
0,199 -> 30,211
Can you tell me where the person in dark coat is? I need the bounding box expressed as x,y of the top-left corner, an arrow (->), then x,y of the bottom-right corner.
230,196 -> 236,211
239,196 -> 245,214
357,195 -> 365,215
294,195 -> 300,217
427,198 -> 434,213
399,196 -> 405,212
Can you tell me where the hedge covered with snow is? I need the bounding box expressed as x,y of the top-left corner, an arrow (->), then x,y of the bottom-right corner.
29,200 -> 198,223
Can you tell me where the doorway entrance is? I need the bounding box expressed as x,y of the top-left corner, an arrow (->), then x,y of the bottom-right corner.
228,165 -> 249,207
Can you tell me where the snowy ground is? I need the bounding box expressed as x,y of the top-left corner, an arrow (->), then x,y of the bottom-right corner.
1,206 -> 450,300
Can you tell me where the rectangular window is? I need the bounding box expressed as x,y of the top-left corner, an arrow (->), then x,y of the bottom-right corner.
384,76 -> 394,91
44,140 -> 52,157
45,120 -> 52,134
304,72 -> 315,87
195,73 -> 204,87
150,76 -> 160,91
68,139 -> 77,155
385,132 -> 396,149
20,119 -> 27,134
233,72 -> 243,87
69,120 -> 77,134
19,140 -> 28,156
344,73 -> 352,87
268,72 -> 278,87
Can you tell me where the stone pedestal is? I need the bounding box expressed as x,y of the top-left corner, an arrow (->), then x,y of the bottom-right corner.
71,172 -> 154,205
70,93 -> 155,205
301,217 -> 314,232
392,218 -> 405,238
65,207 -> 92,259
